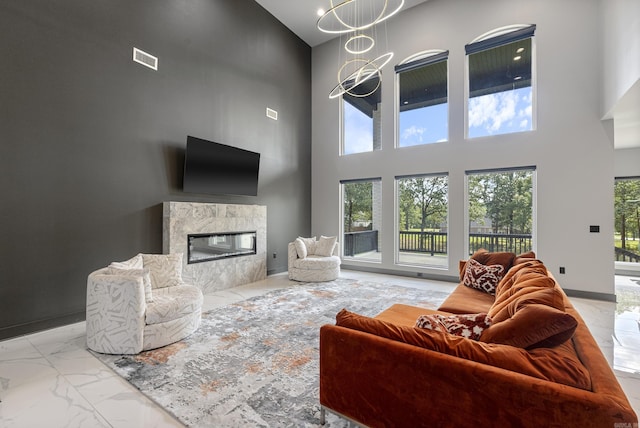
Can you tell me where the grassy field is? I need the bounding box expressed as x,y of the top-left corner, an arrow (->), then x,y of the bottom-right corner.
615,237 -> 639,252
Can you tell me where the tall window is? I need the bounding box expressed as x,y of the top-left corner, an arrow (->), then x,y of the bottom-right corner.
342,75 -> 382,155
466,25 -> 535,138
467,167 -> 535,255
342,178 -> 382,262
396,51 -> 448,147
396,174 -> 448,268
615,177 -> 640,264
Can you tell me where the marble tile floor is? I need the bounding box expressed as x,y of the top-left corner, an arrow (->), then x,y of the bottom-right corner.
1,271 -> 639,427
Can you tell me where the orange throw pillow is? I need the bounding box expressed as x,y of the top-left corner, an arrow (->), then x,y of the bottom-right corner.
470,248 -> 516,272
480,304 -> 577,349
494,259 -> 548,297
490,273 -> 559,323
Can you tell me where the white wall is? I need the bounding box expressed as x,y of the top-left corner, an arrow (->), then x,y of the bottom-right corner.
311,0 -> 615,296
615,147 -> 640,177
601,0 -> 640,118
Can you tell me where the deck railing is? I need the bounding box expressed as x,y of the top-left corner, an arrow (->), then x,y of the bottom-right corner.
467,232 -> 533,255
398,231 -> 447,255
615,247 -> 640,263
344,230 -> 379,257
345,231 -> 640,265
344,230 -> 533,256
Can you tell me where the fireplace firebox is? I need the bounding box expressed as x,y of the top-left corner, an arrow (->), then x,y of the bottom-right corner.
187,231 -> 257,264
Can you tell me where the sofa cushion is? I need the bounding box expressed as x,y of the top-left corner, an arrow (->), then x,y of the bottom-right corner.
462,258 -> 504,295
294,238 -> 307,259
292,255 -> 341,270
470,249 -> 516,271
107,267 -> 153,303
298,236 -> 317,255
513,250 -> 537,266
494,259 -> 549,296
145,285 -> 203,325
142,253 -> 183,289
490,284 -> 563,323
316,235 -> 337,256
415,313 -> 492,340
438,284 -> 495,314
375,304 -> 451,326
480,304 -> 578,349
336,309 -> 591,390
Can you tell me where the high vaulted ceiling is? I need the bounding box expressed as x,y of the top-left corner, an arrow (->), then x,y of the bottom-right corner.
255,0 -> 639,149
254,0 -> 429,47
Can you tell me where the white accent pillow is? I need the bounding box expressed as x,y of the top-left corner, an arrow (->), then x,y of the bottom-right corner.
142,253 -> 183,289
294,238 -> 307,259
107,267 -> 153,303
109,253 -> 143,270
297,236 -> 317,256
316,235 -> 337,257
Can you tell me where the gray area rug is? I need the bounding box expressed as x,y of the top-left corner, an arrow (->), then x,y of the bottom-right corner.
93,277 -> 450,427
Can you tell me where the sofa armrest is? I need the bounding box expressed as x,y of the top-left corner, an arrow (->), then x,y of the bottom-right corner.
86,270 -> 146,354
320,324 -> 637,428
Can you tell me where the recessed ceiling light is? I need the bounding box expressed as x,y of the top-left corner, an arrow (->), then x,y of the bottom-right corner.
516,47 -> 525,53
317,8 -> 325,17
513,55 -> 522,61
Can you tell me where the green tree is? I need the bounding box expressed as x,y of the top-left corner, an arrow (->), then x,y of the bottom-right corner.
614,178 -> 640,251
398,176 -> 447,249
468,171 -> 532,235
343,181 -> 372,232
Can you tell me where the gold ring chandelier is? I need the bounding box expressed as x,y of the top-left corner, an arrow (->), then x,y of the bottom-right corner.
318,0 -> 404,99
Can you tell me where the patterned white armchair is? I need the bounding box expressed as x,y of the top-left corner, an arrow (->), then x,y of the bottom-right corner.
86,253 -> 203,354
288,236 -> 341,282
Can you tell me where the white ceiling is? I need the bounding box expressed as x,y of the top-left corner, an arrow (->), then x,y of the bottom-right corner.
255,0 -> 639,149
254,0 -> 429,48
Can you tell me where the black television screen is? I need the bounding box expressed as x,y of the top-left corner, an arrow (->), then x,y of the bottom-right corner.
183,136 -> 260,196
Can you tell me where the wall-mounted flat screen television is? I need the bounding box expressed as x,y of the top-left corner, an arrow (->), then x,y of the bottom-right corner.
183,135 -> 260,196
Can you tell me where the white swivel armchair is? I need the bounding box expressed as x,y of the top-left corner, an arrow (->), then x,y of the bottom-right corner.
288,236 -> 341,282
86,253 -> 203,354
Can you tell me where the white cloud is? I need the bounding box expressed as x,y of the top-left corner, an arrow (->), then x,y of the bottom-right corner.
469,89 -> 532,136
402,125 -> 426,142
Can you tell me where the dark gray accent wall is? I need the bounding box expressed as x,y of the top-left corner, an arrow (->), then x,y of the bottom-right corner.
0,0 -> 311,340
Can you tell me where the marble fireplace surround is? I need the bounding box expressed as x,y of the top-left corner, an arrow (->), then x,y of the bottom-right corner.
163,201 -> 267,293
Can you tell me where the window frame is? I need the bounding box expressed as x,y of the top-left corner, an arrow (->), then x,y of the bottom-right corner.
464,166 -> 537,256
614,176 -> 640,272
340,177 -> 383,263
464,24 -> 537,140
394,172 -> 449,269
395,50 -> 450,148
340,75 -> 382,156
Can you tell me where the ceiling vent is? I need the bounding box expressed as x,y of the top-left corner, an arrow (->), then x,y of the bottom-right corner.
266,107 -> 278,121
133,47 -> 158,71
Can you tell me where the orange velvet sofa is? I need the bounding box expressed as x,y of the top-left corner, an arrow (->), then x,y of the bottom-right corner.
319,251 -> 638,427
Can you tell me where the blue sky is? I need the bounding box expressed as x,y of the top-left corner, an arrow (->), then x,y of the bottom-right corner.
468,87 -> 533,138
399,103 -> 448,146
343,86 -> 533,153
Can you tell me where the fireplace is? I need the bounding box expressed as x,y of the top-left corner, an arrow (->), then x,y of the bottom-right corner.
187,231 -> 257,264
164,202 -> 266,292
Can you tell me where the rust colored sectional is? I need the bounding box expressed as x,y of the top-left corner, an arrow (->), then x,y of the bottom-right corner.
319,251 -> 638,427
